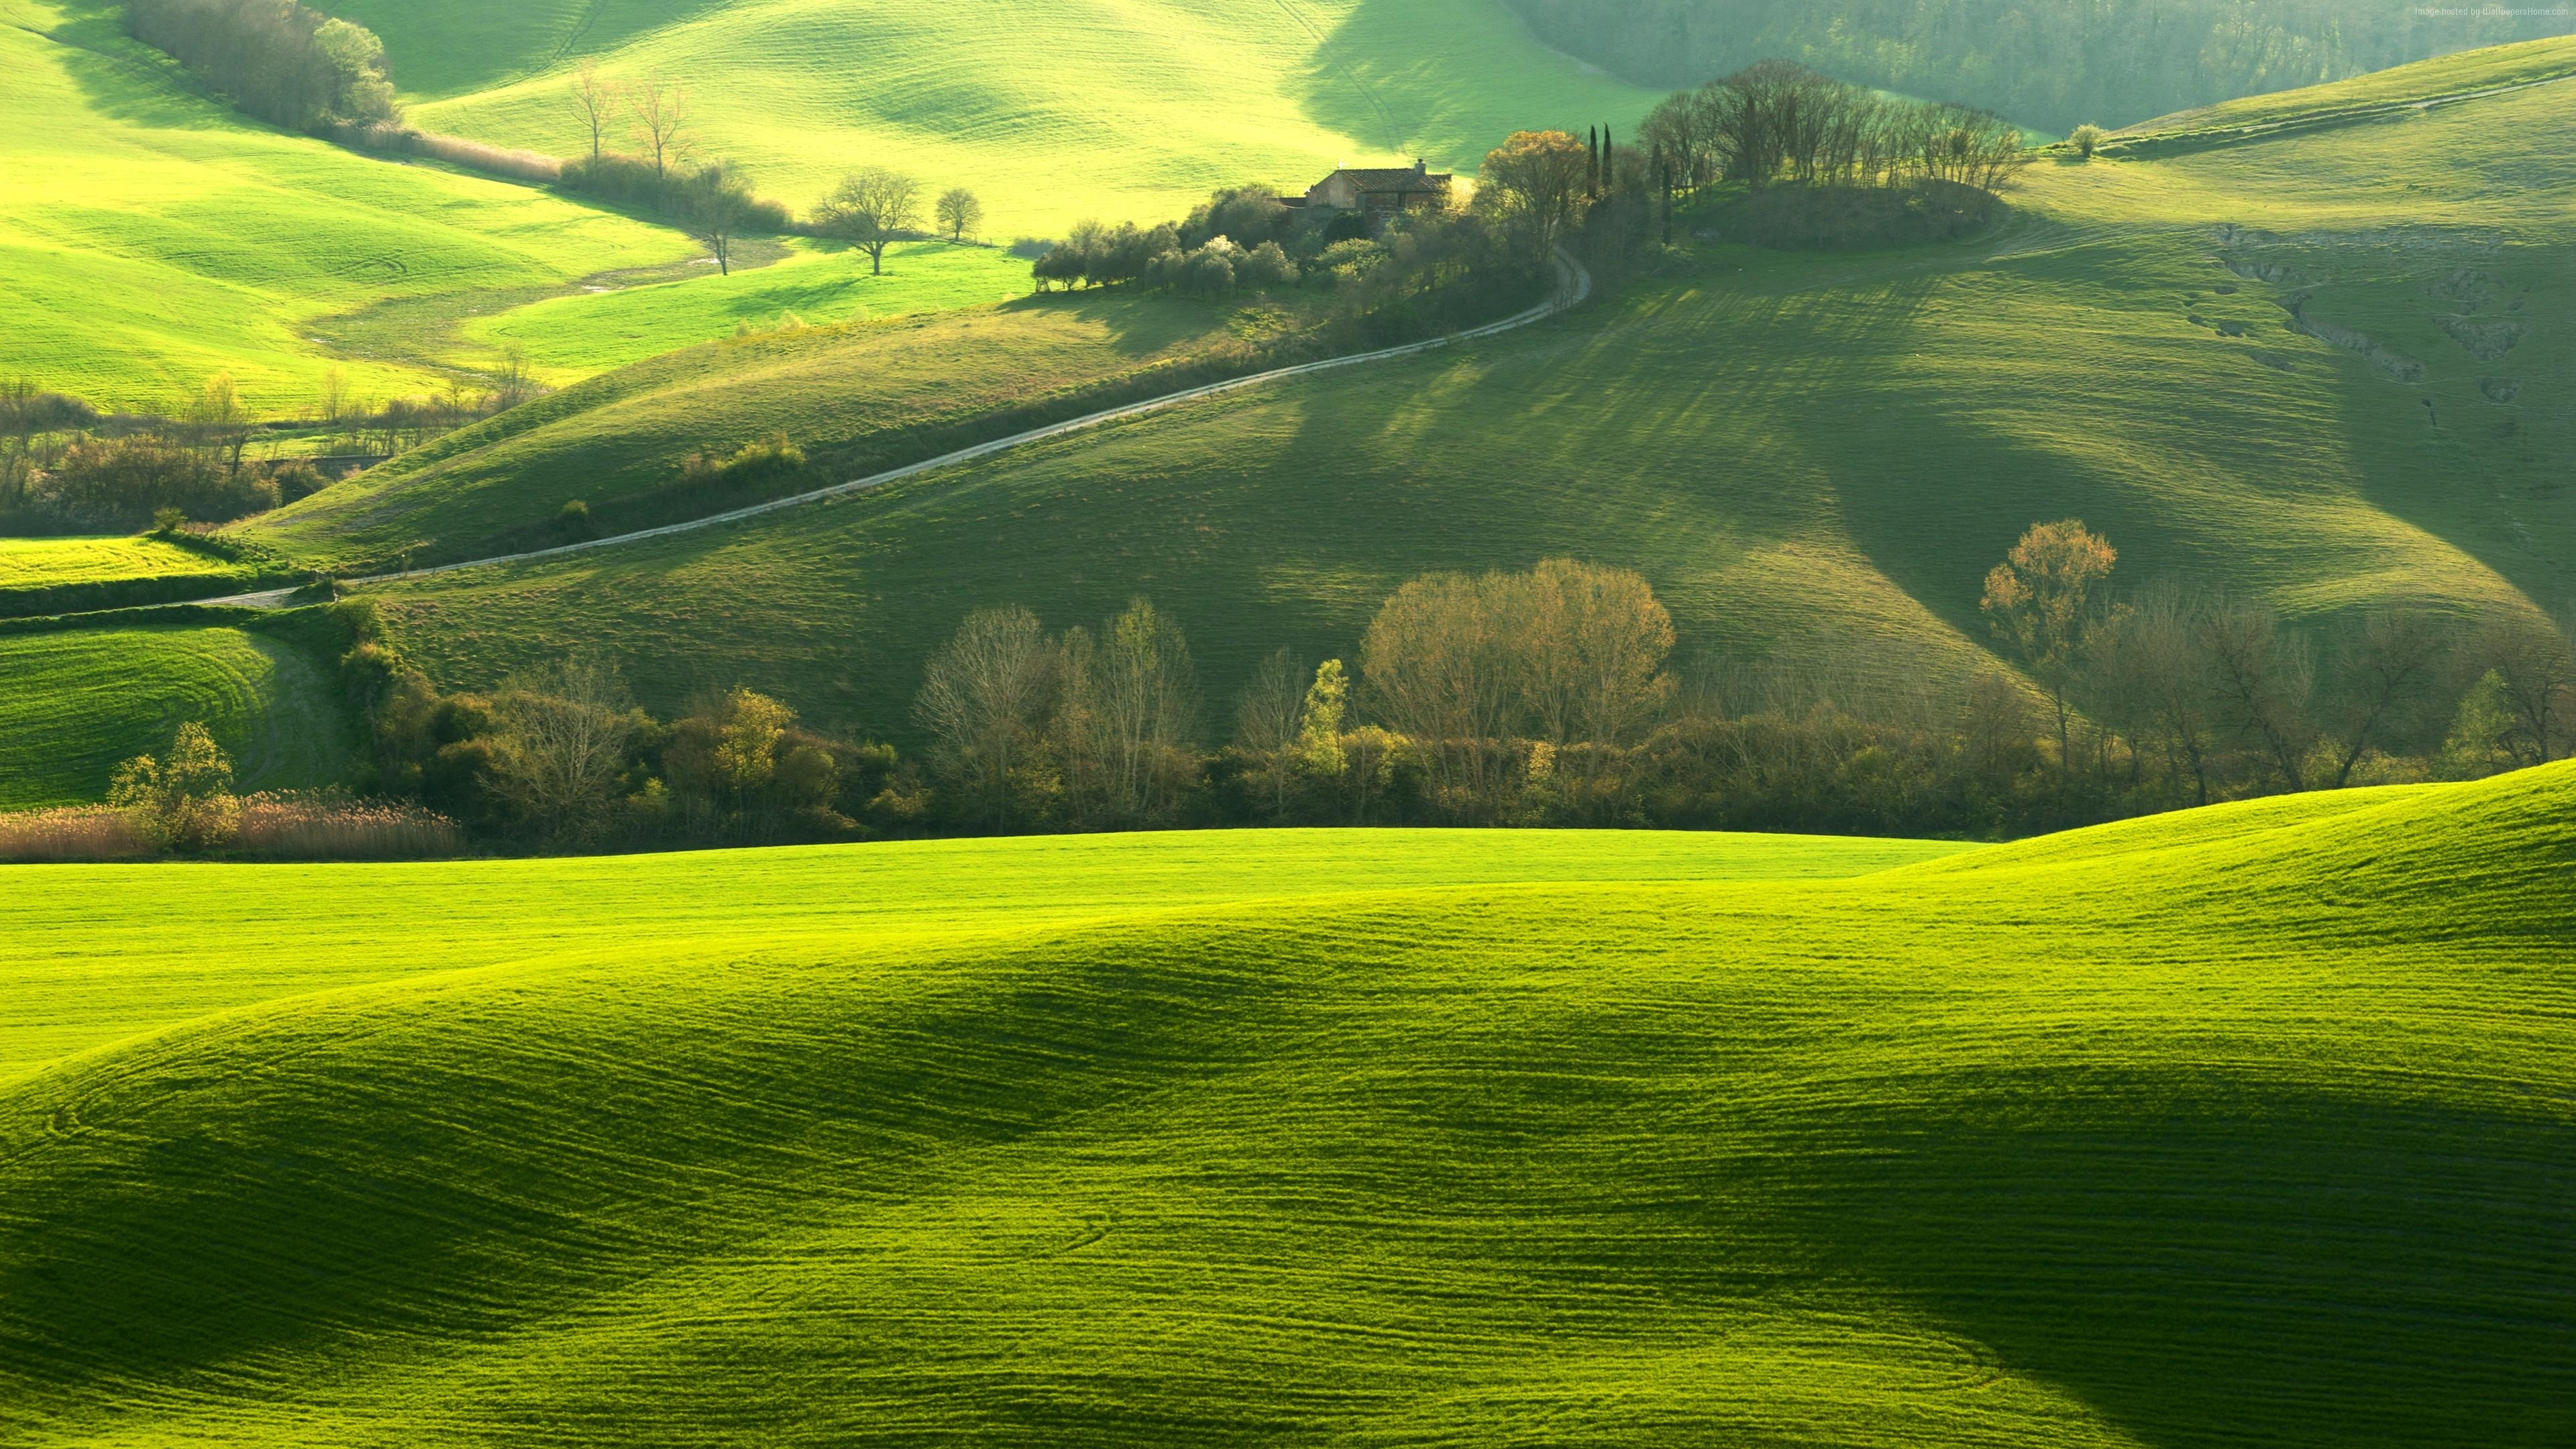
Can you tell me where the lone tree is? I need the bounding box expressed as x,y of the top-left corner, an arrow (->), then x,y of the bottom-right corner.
815,168 -> 922,274
934,186 -> 984,243
568,60 -> 620,161
109,721 -> 239,851
630,74 -> 686,178
683,162 -> 760,274
2068,123 -> 2107,160
1981,519 -> 2116,777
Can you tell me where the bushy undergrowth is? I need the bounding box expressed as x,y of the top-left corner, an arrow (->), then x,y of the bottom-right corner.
125,0 -> 397,133
559,154 -> 792,231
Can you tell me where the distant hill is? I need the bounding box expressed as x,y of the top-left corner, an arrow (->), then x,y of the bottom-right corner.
1,758 -> 2567,1442
1497,0 -> 2575,131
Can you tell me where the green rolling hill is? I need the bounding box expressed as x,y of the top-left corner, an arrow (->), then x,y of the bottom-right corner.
313,42 -> 2573,745
0,623 -> 350,809
0,0 -> 695,415
1,761 -> 2566,1442
335,0 -> 1666,238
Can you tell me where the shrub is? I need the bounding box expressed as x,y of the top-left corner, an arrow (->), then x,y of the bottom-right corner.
1236,240 -> 1300,290
555,497 -> 593,538
682,435 -> 806,486
107,721 -> 241,852
2070,123 -> 2107,160
0,806 -> 154,863
125,0 -> 398,133
44,435 -> 278,527
559,154 -> 791,231
234,792 -> 463,859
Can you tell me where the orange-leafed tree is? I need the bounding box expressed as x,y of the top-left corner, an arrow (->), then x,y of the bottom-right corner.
1981,519 -> 2116,775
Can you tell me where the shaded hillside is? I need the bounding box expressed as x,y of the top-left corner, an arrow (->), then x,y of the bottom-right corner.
1499,0 -> 2573,131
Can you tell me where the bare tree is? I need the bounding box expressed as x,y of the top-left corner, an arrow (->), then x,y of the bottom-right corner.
2200,596 -> 2315,790
1362,570 -> 1525,820
1069,598 -> 1199,827
682,161 -> 757,274
814,168 -> 922,275
1237,647 -> 1307,820
630,74 -> 686,178
488,657 -> 637,841
1518,558 -> 1674,807
915,606 -> 1057,830
568,60 -> 620,162
934,186 -> 983,244
2318,610 -> 2443,787
2477,608 -> 2575,765
2110,582 -> 2219,805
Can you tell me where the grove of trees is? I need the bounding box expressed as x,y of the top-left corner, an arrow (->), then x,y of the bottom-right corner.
1638,60 -> 2030,197
125,0 -> 398,133
1498,0 -> 2569,132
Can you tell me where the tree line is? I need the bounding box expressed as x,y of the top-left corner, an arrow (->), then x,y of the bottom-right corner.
273,535 -> 2576,857
1497,0 -> 2567,133
1638,59 -> 2031,199
0,361 -> 542,533
125,0 -> 397,133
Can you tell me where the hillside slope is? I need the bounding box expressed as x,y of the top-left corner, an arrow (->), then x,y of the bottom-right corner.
0,0 -> 694,415
352,45 -> 2573,743
1,762 -> 2567,1444
336,0 -> 1664,237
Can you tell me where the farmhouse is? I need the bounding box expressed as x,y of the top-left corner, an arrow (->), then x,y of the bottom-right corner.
1299,160 -> 1453,223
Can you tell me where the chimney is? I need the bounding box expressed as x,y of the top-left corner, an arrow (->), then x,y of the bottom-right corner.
1414,158 -> 1426,174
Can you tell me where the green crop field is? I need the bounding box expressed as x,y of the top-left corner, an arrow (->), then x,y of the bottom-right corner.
333,44 -> 2575,744
0,624 -> 350,809
0,537 -> 238,591
247,288 -> 1334,568
0,826 -> 1972,1081
2118,34 -> 2576,138
337,0 -> 1666,239
0,0 -> 696,416
0,761 -> 2565,1442
467,239 -> 1040,383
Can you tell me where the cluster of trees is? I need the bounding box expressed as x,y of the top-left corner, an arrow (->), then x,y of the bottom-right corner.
1497,0 -> 2565,132
1,358 -> 549,530
557,68 -> 792,267
902,544 -> 2576,837
307,535 -> 2575,854
1030,165 -> 1556,341
125,0 -> 396,133
335,605 -> 913,846
1639,60 -> 2030,197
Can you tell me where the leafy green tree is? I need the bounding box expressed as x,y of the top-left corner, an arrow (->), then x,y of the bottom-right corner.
109,722 -> 239,851
1299,660 -> 1348,776
2069,123 -> 2107,160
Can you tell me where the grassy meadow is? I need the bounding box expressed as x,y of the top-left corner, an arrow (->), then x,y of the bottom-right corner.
0,624 -> 348,809
344,0 -> 1666,237
246,288 -> 1338,568
467,239 -> 1040,383
0,0 -> 696,416
337,52 -> 2574,743
0,761 -> 2565,1442
0,537 -> 239,591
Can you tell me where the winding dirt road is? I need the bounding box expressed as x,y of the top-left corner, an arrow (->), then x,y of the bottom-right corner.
209,251 -> 1593,608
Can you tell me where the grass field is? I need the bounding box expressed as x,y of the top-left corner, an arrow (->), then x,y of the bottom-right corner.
0,826 -> 1973,1082
0,625 -> 349,810
339,0 -> 1666,238
331,46 -> 2574,745
0,0 -> 696,415
2118,34 -> 2576,138
0,537 -> 238,590
0,761 -> 2565,1443
466,239 -> 1040,382
246,288 -> 1336,568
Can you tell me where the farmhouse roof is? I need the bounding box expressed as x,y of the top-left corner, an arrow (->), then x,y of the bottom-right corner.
1330,161 -> 1452,192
